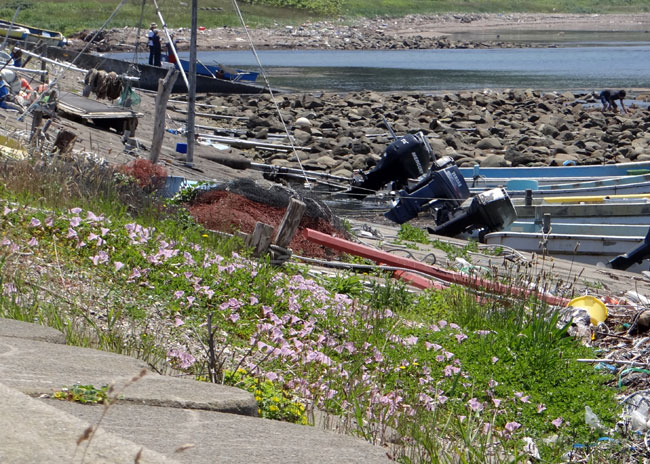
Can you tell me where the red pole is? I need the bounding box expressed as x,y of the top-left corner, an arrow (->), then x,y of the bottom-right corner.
305,229 -> 569,306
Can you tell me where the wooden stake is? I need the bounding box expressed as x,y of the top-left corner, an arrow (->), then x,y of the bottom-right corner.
251,222 -> 274,257
274,197 -> 306,248
150,67 -> 179,164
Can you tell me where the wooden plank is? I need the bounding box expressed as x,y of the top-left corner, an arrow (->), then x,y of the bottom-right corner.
273,198 -> 306,249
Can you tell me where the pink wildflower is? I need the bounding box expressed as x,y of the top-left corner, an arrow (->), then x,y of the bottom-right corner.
30,218 -> 41,227
468,397 -> 484,412
552,417 -> 563,428
504,421 -> 521,433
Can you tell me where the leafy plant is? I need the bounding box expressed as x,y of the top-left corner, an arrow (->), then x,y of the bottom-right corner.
225,369 -> 308,424
53,384 -> 109,404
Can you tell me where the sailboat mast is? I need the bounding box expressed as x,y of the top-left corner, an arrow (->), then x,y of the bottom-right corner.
185,0 -> 197,167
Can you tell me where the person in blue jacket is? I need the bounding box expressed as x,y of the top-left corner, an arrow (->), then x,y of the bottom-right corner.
600,89 -> 628,114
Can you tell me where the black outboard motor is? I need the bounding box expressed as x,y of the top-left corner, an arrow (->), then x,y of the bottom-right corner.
348,131 -> 434,198
384,156 -> 470,224
426,187 -> 517,239
608,227 -> 650,271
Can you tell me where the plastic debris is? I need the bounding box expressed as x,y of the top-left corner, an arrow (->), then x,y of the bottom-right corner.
585,405 -> 605,431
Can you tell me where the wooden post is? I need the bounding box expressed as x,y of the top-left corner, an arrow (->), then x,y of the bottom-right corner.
29,110 -> 43,144
273,198 -> 306,248
149,67 -> 179,164
251,222 -> 274,257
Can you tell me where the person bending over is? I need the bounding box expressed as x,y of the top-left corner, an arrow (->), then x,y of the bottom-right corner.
600,89 -> 628,114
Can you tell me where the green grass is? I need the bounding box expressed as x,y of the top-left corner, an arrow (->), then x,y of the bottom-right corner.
0,149 -> 637,462
1,0 -> 648,36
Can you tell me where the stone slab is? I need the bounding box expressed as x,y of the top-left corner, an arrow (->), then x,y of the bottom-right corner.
0,317 -> 66,344
0,382 -> 178,464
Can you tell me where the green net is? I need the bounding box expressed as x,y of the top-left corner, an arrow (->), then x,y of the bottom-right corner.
118,83 -> 141,108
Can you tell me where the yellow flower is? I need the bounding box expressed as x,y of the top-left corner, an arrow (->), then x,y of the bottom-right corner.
202,234 -> 208,237
269,405 -> 279,412
271,396 -> 280,403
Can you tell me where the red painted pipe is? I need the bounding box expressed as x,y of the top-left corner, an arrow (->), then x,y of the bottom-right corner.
391,269 -> 448,290
306,228 -> 569,306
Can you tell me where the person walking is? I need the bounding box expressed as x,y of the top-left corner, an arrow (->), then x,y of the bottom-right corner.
600,89 -> 628,114
147,22 -> 157,66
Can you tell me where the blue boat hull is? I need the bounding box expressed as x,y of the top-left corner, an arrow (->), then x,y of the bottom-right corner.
178,59 -> 258,82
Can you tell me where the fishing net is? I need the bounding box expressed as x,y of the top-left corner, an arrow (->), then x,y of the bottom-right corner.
117,81 -> 141,108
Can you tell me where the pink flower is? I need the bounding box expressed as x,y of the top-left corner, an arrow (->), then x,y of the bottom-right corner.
537,403 -> 547,413
443,365 -> 461,377
455,333 -> 468,343
30,218 -> 41,227
504,421 -> 521,433
114,262 -> 124,271
28,237 -> 38,247
266,372 -> 278,381
491,356 -> 499,364
552,417 -> 563,428
468,397 -> 484,412
514,392 -> 531,403
45,216 -> 54,227
174,316 -> 184,327
404,335 -> 418,346
425,342 -> 442,351
492,398 -> 502,407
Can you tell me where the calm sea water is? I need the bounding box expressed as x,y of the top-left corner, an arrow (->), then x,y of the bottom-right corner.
111,31 -> 650,92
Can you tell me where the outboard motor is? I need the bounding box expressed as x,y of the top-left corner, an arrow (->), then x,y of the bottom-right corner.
427,187 -> 517,239
384,156 -> 469,224
348,131 -> 434,198
608,227 -> 650,271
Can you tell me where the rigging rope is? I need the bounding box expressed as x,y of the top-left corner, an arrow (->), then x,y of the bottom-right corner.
230,0 -> 312,189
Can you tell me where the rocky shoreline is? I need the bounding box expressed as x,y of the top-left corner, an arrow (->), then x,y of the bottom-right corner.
70,12 -> 650,53
188,88 -> 650,178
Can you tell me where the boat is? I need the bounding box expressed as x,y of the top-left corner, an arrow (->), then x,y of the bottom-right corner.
177,58 -> 258,82
471,173 -> 650,199
462,160 -> 650,188
44,46 -> 270,95
484,222 -> 650,273
0,23 -> 29,41
0,20 -> 67,47
513,199 -> 650,226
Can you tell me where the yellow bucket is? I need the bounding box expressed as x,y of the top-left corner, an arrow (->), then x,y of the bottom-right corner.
568,296 -> 608,325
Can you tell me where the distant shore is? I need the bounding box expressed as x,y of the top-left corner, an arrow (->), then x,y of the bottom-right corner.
71,12 -> 650,53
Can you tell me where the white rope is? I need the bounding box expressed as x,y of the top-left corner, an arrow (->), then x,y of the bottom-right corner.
230,0 -> 311,189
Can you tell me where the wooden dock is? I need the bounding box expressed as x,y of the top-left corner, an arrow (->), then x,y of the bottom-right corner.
56,91 -> 142,136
